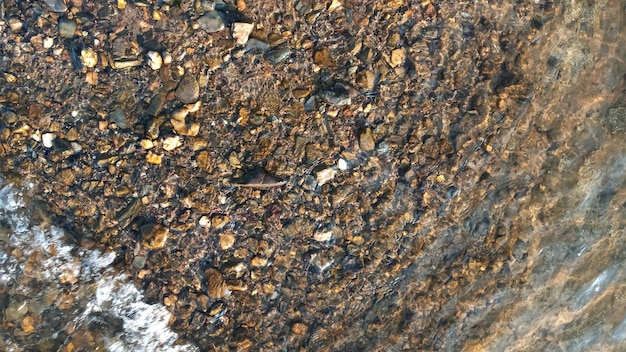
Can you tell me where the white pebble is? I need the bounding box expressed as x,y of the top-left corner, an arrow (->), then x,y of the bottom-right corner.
43,37 -> 54,49
316,167 -> 337,186
81,48 -> 98,68
42,133 -> 56,148
147,51 -> 163,70
337,158 -> 348,170
162,136 -> 182,151
198,216 -> 210,227
314,231 -> 333,242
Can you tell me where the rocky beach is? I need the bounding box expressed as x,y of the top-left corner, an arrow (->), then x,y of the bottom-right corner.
0,0 -> 625,351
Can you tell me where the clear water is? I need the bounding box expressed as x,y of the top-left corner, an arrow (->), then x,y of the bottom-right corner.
0,179 -> 197,351
0,0 -> 625,350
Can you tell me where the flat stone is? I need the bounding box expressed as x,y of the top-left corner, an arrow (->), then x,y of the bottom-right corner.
232,22 -> 254,45
175,75 -> 200,104
359,128 -> 375,151
198,11 -> 224,33
58,17 -> 76,38
43,0 -> 68,12
245,38 -> 270,53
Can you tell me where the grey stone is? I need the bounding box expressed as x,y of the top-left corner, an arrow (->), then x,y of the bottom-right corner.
198,11 -> 224,33
43,0 -> 67,12
58,17 -> 76,38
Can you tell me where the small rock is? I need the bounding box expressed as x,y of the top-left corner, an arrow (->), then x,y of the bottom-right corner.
245,38 -> 270,53
356,69 -> 375,91
81,48 -> 98,68
337,158 -> 348,170
390,48 -> 406,67
219,232 -> 236,250
141,223 -> 169,249
313,230 -> 333,242
43,0 -> 68,12
8,18 -> 23,33
147,51 -> 163,70
291,323 -> 307,335
265,46 -> 291,64
198,215 -> 211,227
211,215 -> 229,229
109,108 -> 129,129
175,75 -> 200,104
206,268 -> 229,299
58,17 -> 76,38
146,151 -> 162,164
313,48 -> 334,67
43,37 -> 54,49
359,128 -> 375,151
232,22 -> 254,45
319,84 -> 351,106
251,256 -> 268,267
316,167 -> 337,186
162,136 -> 181,151
42,133 -> 56,148
198,11 -> 225,33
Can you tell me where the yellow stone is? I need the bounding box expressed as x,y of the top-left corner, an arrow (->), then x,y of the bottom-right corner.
146,151 -> 162,164
251,256 -> 267,267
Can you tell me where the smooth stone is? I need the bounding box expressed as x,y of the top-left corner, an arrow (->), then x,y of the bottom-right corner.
109,108 -> 129,129
43,0 -> 68,12
175,75 -> 200,104
245,38 -> 270,53
198,11 -> 224,33
265,46 -> 291,64
58,17 -> 76,38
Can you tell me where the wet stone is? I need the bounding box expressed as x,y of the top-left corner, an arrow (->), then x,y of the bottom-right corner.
141,224 -> 169,249
176,75 -> 200,104
319,84 -> 351,106
206,268 -> 229,299
43,0 -> 68,12
198,11 -> 225,33
245,38 -> 270,53
116,198 -> 143,229
58,18 -> 76,38
359,128 -> 375,151
265,46 -> 291,64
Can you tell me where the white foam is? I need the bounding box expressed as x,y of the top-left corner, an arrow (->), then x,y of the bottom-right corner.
0,182 -> 198,352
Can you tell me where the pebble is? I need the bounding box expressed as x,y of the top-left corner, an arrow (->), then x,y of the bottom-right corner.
43,0 -> 67,12
141,223 -> 169,249
42,133 -> 56,148
319,84 -> 351,106
81,48 -> 98,68
198,11 -> 225,33
147,51 -> 163,70
146,151 -> 162,164
175,75 -> 200,104
206,268 -> 229,299
8,17 -> 23,33
316,167 -> 337,186
162,136 -> 181,151
109,108 -> 129,129
390,48 -> 406,67
245,38 -> 270,53
313,48 -> 335,67
211,215 -> 229,229
232,22 -> 254,45
265,46 -> 291,64
43,37 -> 54,49
219,232 -> 236,250
313,230 -> 333,242
291,323 -> 307,335
359,128 -> 375,151
337,158 -> 348,170
251,256 -> 268,267
58,17 -> 76,38
356,69 -> 375,91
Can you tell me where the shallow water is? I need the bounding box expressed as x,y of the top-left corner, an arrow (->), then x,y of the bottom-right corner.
0,179 -> 197,351
0,0 -> 625,351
